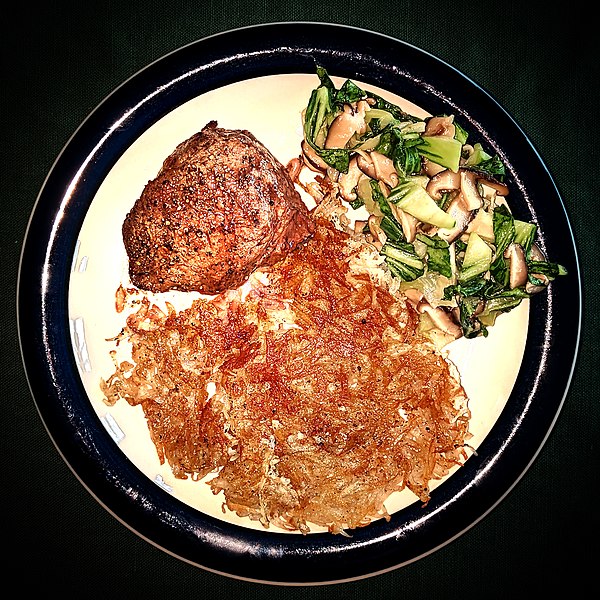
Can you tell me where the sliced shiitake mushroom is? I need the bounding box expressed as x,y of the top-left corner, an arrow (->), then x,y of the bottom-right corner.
436,194 -> 474,243
393,205 -> 419,243
356,151 -> 399,188
478,174 -> 509,197
325,101 -> 369,149
426,167 -> 510,242
427,167 -> 509,204
504,243 -> 528,289
422,158 -> 447,177
525,243 -> 551,293
301,140 -> 328,172
426,169 -> 461,200
367,214 -> 386,249
337,157 -> 363,202
460,170 -> 484,211
424,115 -> 456,138
415,298 -> 463,339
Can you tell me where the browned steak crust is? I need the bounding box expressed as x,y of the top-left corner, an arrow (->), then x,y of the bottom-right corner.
123,121 -> 314,294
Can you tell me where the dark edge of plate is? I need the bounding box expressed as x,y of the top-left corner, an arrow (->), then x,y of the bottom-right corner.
17,22 -> 581,585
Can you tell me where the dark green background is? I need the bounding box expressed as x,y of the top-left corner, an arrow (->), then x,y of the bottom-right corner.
4,1 -> 597,596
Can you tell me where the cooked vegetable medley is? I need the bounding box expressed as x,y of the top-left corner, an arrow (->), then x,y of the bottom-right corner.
299,67 -> 567,340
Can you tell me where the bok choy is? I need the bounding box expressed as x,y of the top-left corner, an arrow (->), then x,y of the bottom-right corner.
298,67 -> 567,341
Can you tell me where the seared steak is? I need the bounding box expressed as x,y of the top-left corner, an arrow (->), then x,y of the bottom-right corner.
123,121 -> 314,294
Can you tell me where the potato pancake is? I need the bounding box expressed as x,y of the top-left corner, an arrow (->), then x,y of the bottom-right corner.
101,220 -> 470,533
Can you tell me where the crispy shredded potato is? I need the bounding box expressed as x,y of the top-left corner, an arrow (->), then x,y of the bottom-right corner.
101,220 -> 471,534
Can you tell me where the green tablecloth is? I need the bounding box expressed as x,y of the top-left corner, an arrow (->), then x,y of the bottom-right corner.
4,2 -> 597,596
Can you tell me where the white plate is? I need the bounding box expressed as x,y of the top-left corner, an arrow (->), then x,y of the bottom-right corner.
69,73 -> 528,532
